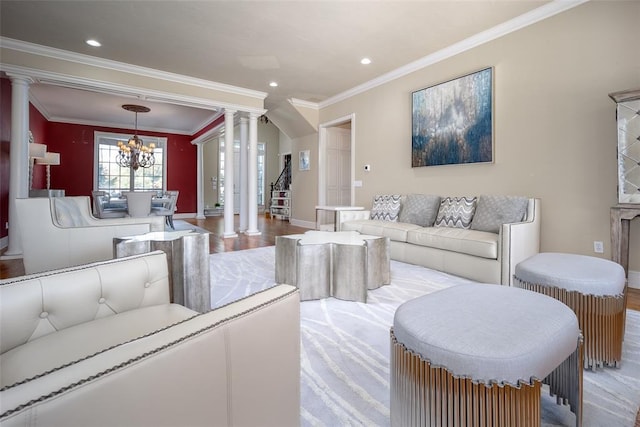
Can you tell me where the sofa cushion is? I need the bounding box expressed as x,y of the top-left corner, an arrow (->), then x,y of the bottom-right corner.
471,195 -> 529,233
433,197 -> 477,229
0,303 -> 197,388
341,219 -> 421,243
407,227 -> 499,259
398,194 -> 441,227
370,195 -> 402,222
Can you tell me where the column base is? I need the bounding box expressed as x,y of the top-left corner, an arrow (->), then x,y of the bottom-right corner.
244,230 -> 261,236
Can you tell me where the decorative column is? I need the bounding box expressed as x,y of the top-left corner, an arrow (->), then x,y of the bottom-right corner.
194,141 -> 206,219
245,112 -> 261,235
223,109 -> 237,238
2,74 -> 33,258
239,117 -> 249,232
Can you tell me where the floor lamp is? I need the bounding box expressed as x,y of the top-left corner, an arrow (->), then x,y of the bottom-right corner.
35,152 -> 61,190
28,142 -> 47,190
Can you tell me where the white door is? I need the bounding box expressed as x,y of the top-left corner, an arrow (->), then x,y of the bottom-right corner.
325,127 -> 351,206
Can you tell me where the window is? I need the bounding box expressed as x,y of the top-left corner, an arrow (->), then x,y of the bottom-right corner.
94,131 -> 167,195
219,141 -> 266,206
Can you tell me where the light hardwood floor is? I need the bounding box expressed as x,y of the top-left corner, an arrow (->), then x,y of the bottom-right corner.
1,215 -> 639,311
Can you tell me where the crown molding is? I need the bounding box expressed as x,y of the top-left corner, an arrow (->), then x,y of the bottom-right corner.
0,37 -> 268,100
191,121 -> 225,145
47,116 -> 197,136
319,0 -> 588,109
0,63 -> 267,117
192,111 -> 225,136
289,98 -> 319,110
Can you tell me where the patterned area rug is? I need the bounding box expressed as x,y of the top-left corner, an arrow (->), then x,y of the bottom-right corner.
209,246 -> 640,427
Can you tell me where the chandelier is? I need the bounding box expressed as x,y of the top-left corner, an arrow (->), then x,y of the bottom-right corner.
116,104 -> 155,170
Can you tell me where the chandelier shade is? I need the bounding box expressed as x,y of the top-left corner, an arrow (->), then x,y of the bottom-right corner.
116,104 -> 155,170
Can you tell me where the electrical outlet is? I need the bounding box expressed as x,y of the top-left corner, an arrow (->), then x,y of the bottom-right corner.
4,222 -> 8,230
593,241 -> 604,253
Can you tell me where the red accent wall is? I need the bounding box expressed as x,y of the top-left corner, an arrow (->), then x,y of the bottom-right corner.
0,78 -> 11,239
1,75 -> 216,241
29,104 -> 48,189
192,115 -> 224,139
0,78 -> 52,240
46,123 -> 197,213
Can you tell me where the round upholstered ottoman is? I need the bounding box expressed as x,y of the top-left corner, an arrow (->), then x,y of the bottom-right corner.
391,284 -> 583,427
514,252 -> 626,370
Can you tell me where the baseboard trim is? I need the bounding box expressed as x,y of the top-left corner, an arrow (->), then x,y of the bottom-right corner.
629,270 -> 640,289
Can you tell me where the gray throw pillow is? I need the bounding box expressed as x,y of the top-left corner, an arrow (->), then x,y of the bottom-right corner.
470,195 -> 529,233
398,194 -> 441,227
370,194 -> 402,222
434,197 -> 477,229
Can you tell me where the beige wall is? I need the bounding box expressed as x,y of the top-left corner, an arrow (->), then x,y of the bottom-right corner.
293,1 -> 640,270
290,133 -> 319,222
202,121 -> 281,209
259,121 -> 283,194
203,138 -> 220,209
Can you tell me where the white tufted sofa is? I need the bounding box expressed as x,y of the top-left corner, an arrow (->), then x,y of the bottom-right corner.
338,196 -> 540,285
0,251 -> 301,427
15,196 -> 165,274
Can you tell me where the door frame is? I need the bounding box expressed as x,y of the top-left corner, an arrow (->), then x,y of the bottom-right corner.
318,113 -> 356,207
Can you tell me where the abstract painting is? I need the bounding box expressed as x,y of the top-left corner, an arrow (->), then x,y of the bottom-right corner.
412,67 -> 493,167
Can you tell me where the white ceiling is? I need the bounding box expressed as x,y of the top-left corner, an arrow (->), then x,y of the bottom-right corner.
0,0 -> 557,135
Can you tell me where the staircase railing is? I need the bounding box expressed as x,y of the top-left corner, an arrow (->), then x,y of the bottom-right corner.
271,156 -> 291,192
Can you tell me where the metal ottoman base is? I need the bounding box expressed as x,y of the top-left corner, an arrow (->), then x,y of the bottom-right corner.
390,330 -> 583,427
514,278 -> 626,370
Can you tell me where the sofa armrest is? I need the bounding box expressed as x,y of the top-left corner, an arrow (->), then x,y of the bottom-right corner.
500,198 -> 541,285
0,251 -> 170,355
0,285 -> 301,427
16,198 -> 163,274
336,210 -> 371,230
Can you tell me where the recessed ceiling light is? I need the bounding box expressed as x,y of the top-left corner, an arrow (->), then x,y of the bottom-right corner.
86,39 -> 101,47
269,82 -> 278,87
360,58 -> 372,65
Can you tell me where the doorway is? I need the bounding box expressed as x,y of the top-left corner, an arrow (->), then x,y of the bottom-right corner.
318,114 -> 355,207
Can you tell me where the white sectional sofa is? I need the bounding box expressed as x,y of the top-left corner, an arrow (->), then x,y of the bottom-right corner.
15,196 -> 165,274
337,195 -> 540,285
0,251 -> 300,427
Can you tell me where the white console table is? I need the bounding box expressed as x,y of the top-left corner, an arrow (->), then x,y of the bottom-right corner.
315,205 -> 364,231
610,204 -> 640,279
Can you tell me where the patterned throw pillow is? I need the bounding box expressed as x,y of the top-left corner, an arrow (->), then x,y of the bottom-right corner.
398,194 -> 441,227
470,195 -> 529,233
434,197 -> 477,229
370,195 -> 402,222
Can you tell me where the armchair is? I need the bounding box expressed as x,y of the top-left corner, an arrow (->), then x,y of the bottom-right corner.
0,251 -> 300,427
151,190 -> 179,229
15,196 -> 164,274
91,190 -> 127,218
123,191 -> 155,217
